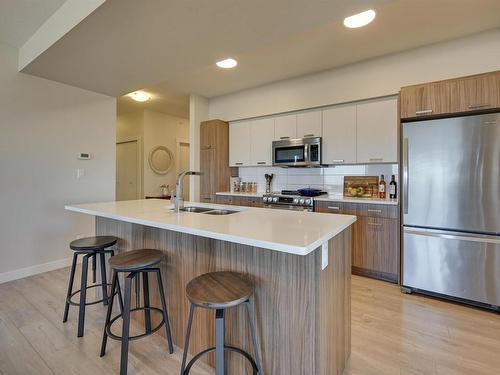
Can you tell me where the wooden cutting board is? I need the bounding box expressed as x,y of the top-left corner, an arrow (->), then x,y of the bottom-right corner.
343,176 -> 379,198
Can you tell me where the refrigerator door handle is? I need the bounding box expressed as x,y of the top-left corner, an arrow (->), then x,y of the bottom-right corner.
403,137 -> 409,214
404,227 -> 500,244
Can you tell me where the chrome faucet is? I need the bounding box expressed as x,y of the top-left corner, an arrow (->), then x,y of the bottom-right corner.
174,171 -> 202,212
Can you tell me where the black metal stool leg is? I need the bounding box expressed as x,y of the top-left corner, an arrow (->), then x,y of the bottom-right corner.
120,272 -> 134,375
155,269 -> 174,353
215,309 -> 225,375
63,252 -> 78,323
116,272 -> 124,314
92,253 -> 97,283
142,272 -> 152,333
100,270 -> 118,357
99,252 -> 109,306
245,300 -> 263,375
77,253 -> 91,337
180,303 -> 196,375
135,273 -> 140,308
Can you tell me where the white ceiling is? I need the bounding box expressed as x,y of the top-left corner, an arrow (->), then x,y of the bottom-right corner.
117,88 -> 189,118
0,0 -> 66,48
15,0 -> 500,104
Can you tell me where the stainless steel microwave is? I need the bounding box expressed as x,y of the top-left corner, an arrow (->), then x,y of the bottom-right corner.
272,137 -> 322,167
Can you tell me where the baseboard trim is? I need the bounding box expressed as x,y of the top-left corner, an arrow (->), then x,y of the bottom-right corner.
0,257 -> 78,284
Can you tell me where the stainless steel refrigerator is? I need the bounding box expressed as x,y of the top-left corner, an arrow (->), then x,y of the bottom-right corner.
402,112 -> 500,310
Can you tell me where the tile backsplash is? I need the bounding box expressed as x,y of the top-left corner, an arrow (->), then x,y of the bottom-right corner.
238,164 -> 399,194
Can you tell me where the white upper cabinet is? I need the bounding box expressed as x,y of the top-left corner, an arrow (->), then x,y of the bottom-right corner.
274,114 -> 297,140
297,110 -> 322,138
229,121 -> 251,166
250,118 -> 275,166
356,97 -> 398,163
322,105 -> 357,164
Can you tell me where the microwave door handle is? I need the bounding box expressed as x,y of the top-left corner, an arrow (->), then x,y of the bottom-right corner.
304,144 -> 309,163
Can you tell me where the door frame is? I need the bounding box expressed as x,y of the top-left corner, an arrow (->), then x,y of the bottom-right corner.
176,138 -> 190,198
116,136 -> 143,199
175,138 -> 190,174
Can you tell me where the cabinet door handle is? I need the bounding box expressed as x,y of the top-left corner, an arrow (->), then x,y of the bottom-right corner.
331,159 -> 345,163
280,136 -> 290,140
257,161 -> 267,165
327,206 -> 340,211
303,134 -> 315,137
369,158 -> 383,162
235,162 -> 243,165
415,109 -> 433,115
468,103 -> 490,109
367,209 -> 382,213
367,222 -> 382,227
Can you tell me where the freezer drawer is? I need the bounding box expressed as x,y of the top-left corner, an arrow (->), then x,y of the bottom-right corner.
403,227 -> 500,306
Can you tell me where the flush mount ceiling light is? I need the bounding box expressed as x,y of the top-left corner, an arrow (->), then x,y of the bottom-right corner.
127,90 -> 152,102
216,58 -> 238,69
343,9 -> 376,28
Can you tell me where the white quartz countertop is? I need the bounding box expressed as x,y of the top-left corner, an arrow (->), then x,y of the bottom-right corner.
216,191 -> 398,205
315,195 -> 399,206
215,191 -> 264,197
65,199 -> 356,256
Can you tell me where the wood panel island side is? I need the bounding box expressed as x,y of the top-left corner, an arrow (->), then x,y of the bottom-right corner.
65,199 -> 356,375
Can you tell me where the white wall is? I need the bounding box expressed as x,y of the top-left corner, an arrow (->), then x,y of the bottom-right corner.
0,42 -> 116,282
143,110 -> 189,196
189,95 -> 209,201
209,28 -> 500,121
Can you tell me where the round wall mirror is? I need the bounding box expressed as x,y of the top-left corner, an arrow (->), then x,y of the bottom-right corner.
148,146 -> 174,175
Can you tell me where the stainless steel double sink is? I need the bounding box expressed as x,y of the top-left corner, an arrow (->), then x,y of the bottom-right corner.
177,206 -> 238,215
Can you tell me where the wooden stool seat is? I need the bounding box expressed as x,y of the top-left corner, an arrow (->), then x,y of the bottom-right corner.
186,271 -> 254,309
109,249 -> 163,271
70,236 -> 118,251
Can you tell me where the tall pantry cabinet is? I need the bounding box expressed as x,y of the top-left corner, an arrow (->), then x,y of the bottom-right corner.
199,120 -> 231,203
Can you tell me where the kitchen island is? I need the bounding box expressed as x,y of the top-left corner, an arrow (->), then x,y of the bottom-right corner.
65,199 -> 356,375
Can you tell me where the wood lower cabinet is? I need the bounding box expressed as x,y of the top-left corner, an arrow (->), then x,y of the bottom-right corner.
215,195 -> 263,208
315,200 -> 399,283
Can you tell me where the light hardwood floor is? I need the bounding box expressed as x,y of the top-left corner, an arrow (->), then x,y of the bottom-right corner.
1,268 -> 500,375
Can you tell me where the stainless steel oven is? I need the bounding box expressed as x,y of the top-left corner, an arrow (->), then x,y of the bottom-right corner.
272,137 -> 321,167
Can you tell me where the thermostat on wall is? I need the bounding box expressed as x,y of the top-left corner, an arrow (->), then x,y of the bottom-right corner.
77,152 -> 93,160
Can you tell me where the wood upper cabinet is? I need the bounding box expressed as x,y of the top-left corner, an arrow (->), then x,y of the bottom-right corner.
322,104 -> 357,164
401,71 -> 500,119
400,81 -> 452,119
229,121 -> 251,166
200,120 -> 231,201
452,72 -> 500,112
274,114 -> 297,140
250,118 -> 274,166
356,97 -> 398,164
297,110 -> 322,138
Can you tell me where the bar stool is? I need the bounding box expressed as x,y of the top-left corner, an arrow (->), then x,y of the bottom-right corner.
180,271 -> 263,375
63,235 -> 119,337
100,249 -> 174,375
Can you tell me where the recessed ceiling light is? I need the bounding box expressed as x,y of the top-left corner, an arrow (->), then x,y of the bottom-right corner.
343,9 -> 376,28
216,58 -> 238,69
127,91 -> 152,102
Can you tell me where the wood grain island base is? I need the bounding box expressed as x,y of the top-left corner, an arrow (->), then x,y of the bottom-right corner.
96,217 -> 352,375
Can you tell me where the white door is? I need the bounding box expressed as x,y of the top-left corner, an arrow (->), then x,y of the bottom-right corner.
177,141 -> 190,199
356,97 -> 398,163
274,114 -> 297,140
116,141 -> 139,201
229,121 -> 251,166
297,110 -> 322,138
250,118 -> 274,166
322,104 -> 357,164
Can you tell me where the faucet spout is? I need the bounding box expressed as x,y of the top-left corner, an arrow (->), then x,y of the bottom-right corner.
174,171 -> 203,212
